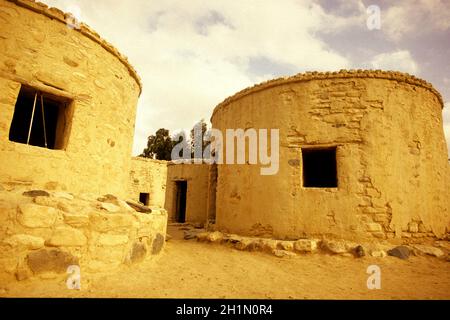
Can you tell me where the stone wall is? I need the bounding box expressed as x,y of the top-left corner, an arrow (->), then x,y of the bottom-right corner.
129,157 -> 168,208
0,0 -> 141,198
0,186 -> 167,282
129,159 -> 211,224
165,163 -> 210,224
211,70 -> 450,241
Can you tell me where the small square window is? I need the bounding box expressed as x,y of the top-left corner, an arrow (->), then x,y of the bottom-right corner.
139,192 -> 150,206
9,85 -> 72,150
302,147 -> 337,188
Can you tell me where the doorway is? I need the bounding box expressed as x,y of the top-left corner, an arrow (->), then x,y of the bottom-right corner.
175,181 -> 187,223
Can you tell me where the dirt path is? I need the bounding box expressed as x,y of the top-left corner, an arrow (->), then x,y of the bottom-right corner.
3,228 -> 450,299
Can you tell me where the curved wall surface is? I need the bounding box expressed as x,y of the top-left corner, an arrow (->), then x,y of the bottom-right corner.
0,0 -> 141,197
211,70 -> 450,240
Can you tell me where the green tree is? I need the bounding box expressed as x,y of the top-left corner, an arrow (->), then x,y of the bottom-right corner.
140,128 -> 174,160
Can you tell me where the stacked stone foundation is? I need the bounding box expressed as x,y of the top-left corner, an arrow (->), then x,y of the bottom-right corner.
0,186 -> 167,283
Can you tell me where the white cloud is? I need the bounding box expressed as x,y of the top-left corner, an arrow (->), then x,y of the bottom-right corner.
41,0 -> 350,155
314,0 -> 367,33
382,0 -> 450,41
370,50 -> 419,74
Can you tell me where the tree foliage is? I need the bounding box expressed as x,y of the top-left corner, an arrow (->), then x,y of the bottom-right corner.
140,120 -> 210,161
190,119 -> 209,158
140,128 -> 174,160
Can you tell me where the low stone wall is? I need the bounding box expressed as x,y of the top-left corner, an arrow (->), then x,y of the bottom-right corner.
0,186 -> 167,282
129,157 -> 168,208
184,229 -> 449,260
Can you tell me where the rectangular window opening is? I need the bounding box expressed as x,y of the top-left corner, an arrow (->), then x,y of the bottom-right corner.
139,192 -> 150,206
302,147 -> 337,188
8,85 -> 72,150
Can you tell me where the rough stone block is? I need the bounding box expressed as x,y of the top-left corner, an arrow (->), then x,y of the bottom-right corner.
97,194 -> 118,202
260,239 -> 278,252
273,249 -> 297,258
130,242 -> 147,263
46,227 -> 87,246
17,203 -> 57,228
116,200 -> 134,212
184,230 -> 199,240
234,238 -> 254,250
294,239 -> 318,252
353,245 -> 366,257
90,245 -> 125,263
371,232 -> 386,239
279,241 -> 294,251
412,233 -> 425,238
151,233 -> 165,255
98,234 -> 129,246
33,196 -> 58,208
374,214 -> 389,223
90,212 -> 135,232
27,248 -> 79,274
366,188 -> 381,198
206,231 -> 224,242
137,225 -> 153,238
402,232 -> 411,238
370,250 -> 387,258
126,200 -> 152,213
321,239 -> 349,254
387,246 -> 410,259
196,232 -> 209,242
418,223 -> 429,233
408,222 -> 419,233
52,192 -> 74,200
99,202 -> 120,213
412,245 -> 444,258
3,234 -> 44,250
16,263 -> 33,281
23,190 -> 50,197
366,223 -> 383,232
63,213 -> 89,228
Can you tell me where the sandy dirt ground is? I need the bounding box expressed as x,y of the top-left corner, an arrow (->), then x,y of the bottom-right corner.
2,226 -> 450,299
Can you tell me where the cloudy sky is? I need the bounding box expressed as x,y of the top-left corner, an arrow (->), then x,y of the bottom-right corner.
41,0 -> 450,156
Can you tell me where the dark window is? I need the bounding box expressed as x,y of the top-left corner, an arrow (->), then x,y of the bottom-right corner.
302,147 -> 337,188
9,85 -> 72,150
139,192 -> 149,206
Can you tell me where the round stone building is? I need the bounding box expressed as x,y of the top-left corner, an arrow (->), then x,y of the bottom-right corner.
0,0 -> 169,281
0,0 -> 141,198
211,70 -> 450,241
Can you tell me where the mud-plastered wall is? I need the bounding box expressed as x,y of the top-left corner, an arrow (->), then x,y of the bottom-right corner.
129,157 -> 168,208
165,163 -> 210,224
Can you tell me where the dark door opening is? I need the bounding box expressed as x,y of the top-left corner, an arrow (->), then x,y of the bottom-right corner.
175,181 -> 187,223
139,192 -> 149,206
